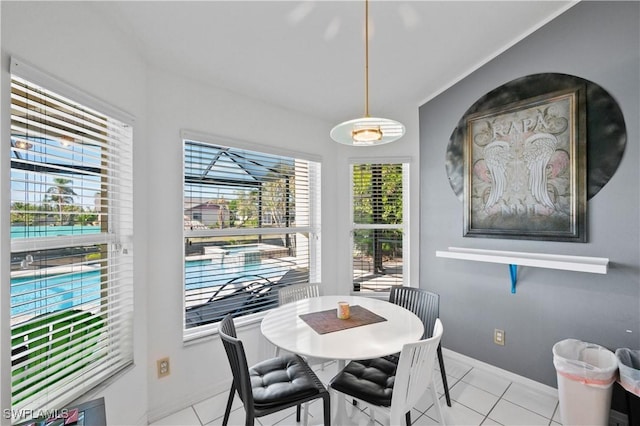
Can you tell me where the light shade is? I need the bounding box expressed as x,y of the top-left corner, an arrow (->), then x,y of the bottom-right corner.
330,116 -> 406,146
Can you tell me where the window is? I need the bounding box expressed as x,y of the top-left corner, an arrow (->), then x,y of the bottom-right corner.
183,136 -> 320,337
9,61 -> 134,415
351,162 -> 408,292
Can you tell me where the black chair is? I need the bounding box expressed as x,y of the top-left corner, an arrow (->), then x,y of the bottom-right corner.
219,314 -> 330,426
388,286 -> 451,407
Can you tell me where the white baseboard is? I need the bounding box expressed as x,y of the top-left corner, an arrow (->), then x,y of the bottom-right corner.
146,379 -> 231,424
442,347 -> 559,397
442,348 -> 631,426
147,346 -> 630,425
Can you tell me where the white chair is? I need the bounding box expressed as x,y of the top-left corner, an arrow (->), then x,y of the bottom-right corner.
278,282 -> 321,306
329,319 -> 445,426
276,283 -> 326,370
389,286 -> 451,407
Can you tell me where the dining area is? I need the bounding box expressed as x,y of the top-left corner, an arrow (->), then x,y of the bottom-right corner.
150,285 -> 560,426
216,285 -> 450,426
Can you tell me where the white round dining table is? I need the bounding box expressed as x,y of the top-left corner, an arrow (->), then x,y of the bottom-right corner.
261,295 -> 425,424
261,295 -> 424,362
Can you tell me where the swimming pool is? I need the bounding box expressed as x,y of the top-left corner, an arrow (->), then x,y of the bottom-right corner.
11,257 -> 293,318
11,225 -> 101,239
184,257 -> 290,291
10,269 -> 102,317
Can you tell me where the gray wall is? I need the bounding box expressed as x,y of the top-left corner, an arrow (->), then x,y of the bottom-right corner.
419,1 -> 639,388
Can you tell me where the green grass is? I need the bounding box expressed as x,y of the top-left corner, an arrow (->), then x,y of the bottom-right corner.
11,309 -> 104,405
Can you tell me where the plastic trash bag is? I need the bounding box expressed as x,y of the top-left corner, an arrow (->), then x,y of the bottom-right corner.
615,348 -> 640,396
552,339 -> 618,388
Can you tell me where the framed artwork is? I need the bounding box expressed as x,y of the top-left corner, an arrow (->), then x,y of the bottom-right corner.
463,86 -> 587,242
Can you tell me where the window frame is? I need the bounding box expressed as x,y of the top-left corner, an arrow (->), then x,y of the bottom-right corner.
349,158 -> 410,294
181,131 -> 321,341
7,57 -> 135,417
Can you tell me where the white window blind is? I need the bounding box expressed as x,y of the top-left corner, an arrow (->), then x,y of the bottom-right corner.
351,162 -> 407,292
183,139 -> 320,336
9,71 -> 134,416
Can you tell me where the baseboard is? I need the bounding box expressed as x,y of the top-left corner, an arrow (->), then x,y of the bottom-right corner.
442,348 -> 631,426
146,379 -> 231,424
442,347 -> 559,397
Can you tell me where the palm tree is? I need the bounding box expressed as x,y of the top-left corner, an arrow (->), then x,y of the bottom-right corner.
45,178 -> 77,225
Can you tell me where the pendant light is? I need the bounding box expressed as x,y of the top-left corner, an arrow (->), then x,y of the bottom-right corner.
330,0 -> 405,146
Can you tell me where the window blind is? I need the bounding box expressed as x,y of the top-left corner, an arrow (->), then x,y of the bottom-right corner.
9,72 -> 134,416
352,163 -> 407,292
183,139 -> 320,336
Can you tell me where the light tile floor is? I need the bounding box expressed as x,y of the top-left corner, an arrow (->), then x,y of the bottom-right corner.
150,353 -> 563,426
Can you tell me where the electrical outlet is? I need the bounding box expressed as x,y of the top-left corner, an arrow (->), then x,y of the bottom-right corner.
157,357 -> 170,378
494,329 -> 505,346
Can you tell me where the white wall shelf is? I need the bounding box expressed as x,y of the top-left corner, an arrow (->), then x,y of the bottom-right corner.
435,247 -> 609,293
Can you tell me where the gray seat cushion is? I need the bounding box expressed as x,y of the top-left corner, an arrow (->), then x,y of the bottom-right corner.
329,355 -> 399,407
250,354 -> 321,409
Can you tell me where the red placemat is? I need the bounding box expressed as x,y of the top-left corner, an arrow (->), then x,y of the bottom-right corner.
299,305 -> 387,335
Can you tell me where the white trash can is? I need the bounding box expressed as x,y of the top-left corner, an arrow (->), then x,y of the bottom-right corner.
552,339 -> 618,426
615,348 -> 640,396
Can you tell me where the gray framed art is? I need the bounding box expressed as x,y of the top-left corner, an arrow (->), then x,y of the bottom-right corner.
446,73 -> 627,244
463,85 -> 587,242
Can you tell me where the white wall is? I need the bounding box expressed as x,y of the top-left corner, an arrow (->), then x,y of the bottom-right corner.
1,2 -> 422,424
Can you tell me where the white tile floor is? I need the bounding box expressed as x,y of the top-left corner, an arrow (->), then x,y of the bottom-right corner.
150,352 -> 564,426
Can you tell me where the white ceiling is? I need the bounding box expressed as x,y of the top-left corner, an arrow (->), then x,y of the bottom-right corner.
95,1 -> 575,124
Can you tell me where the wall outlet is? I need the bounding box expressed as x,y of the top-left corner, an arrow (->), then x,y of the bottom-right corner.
494,329 -> 505,346
157,357 -> 170,378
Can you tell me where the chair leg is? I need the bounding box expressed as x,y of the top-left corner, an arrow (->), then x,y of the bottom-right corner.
223,384 -> 235,426
296,404 -> 301,422
303,402 -> 310,426
437,345 -> 452,407
322,392 -> 332,426
430,371 -> 446,426
245,412 -> 255,426
405,411 -> 411,425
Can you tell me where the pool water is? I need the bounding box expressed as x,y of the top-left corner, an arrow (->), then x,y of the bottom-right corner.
11,270 -> 102,317
12,258 -> 291,318
11,225 -> 101,239
184,257 -> 288,291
